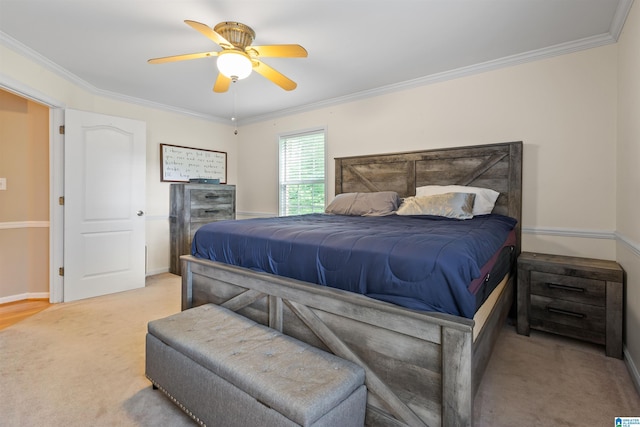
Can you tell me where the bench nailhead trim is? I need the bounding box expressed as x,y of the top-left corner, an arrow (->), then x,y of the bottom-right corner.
146,375 -> 206,427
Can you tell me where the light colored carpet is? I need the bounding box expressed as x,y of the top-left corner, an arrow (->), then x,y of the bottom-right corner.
474,322 -> 640,425
1,273 -> 638,426
0,273 -> 193,427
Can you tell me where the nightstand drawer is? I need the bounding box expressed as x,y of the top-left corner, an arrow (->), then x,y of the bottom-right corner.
530,294 -> 605,334
530,271 -> 605,306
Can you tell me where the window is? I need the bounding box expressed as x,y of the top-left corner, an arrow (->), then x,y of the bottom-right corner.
279,129 -> 326,216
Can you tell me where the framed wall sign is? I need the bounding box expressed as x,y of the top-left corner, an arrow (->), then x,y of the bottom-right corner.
160,143 -> 227,183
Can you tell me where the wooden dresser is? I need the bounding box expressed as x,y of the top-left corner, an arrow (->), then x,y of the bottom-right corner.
516,252 -> 624,358
170,183 -> 236,275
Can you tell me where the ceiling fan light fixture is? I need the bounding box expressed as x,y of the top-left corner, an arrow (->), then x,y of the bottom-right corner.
217,50 -> 253,80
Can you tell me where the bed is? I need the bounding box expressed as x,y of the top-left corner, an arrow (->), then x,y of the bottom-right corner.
180,141 -> 522,426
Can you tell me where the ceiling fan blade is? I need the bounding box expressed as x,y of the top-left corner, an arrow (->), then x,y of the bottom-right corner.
184,20 -> 234,49
148,51 -> 219,64
252,60 -> 297,91
248,44 -> 307,58
213,73 -> 232,93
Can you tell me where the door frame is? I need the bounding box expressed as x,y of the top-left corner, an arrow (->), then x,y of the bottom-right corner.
0,73 -> 65,303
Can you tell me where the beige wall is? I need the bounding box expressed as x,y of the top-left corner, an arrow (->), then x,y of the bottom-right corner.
0,89 -> 49,299
0,44 -> 237,288
237,41 -> 640,379
238,45 -> 619,259
616,0 -> 640,386
82,98 -> 239,275
2,10 -> 638,384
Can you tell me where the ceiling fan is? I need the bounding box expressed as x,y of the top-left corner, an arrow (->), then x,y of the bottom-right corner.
148,20 -> 307,93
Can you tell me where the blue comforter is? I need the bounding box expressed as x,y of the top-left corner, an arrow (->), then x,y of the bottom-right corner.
192,213 -> 517,318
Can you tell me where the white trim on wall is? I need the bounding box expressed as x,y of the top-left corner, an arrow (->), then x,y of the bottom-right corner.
625,346 -> 640,396
50,108 -> 64,303
0,292 -> 50,305
523,226 -> 640,254
0,72 -> 63,109
236,211 -> 279,220
522,226 -> 616,240
616,232 -> 640,257
0,221 -> 49,229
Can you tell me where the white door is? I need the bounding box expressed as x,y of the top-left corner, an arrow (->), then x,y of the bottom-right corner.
63,109 -> 146,301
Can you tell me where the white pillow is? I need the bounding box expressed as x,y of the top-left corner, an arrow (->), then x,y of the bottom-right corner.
415,185 -> 499,215
396,193 -> 475,219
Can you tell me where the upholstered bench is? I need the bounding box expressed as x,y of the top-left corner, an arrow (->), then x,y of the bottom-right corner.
145,303 -> 367,427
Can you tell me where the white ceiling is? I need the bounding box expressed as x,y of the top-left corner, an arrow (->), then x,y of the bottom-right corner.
0,0 -> 633,124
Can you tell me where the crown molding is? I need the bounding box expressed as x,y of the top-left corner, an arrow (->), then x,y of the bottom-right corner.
611,0 -> 636,40
0,31 -> 229,124
2,0 -> 631,126
244,0 -> 635,125
242,32 -> 617,125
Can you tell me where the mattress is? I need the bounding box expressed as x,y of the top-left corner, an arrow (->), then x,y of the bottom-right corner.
192,213 -> 517,318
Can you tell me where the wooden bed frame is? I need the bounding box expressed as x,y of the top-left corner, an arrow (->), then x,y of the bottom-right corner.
180,141 -> 522,426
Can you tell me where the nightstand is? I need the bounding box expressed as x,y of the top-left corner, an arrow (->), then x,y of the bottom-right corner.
516,252 -> 624,358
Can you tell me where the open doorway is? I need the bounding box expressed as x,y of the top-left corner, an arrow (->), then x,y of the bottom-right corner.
0,89 -> 50,303
1,79 -> 146,304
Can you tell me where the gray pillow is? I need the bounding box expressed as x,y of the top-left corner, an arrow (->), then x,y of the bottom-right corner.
415,185 -> 499,215
396,192 -> 476,219
325,191 -> 400,216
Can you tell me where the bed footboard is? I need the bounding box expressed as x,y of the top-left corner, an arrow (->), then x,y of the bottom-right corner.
181,255 -> 512,427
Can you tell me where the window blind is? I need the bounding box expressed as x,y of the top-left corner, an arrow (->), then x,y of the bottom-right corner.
279,129 -> 326,216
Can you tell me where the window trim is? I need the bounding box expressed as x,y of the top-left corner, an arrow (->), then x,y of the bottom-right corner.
277,127 -> 327,216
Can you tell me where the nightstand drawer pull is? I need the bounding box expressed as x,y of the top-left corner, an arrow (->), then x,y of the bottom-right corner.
204,209 -> 220,213
205,194 -> 221,199
546,307 -> 585,318
546,282 -> 585,293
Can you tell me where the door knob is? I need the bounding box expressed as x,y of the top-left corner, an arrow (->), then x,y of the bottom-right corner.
137,210 -> 144,216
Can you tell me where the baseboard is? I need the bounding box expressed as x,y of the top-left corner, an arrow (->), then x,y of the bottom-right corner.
624,346 -> 640,396
146,267 -> 170,277
1,271 -> 173,304
0,292 -> 50,305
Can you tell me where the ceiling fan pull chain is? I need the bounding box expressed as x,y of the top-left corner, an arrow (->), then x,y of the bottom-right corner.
232,84 -> 238,135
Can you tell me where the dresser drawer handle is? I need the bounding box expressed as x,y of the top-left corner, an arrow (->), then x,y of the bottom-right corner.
546,282 -> 585,293
204,209 -> 220,213
205,194 -> 221,199
546,307 -> 585,318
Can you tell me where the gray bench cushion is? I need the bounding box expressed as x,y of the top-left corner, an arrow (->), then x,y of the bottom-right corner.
148,304 -> 365,426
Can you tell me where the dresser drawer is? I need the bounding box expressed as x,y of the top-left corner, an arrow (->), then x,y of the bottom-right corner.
190,189 -> 234,220
530,271 -> 605,306
190,189 -> 233,205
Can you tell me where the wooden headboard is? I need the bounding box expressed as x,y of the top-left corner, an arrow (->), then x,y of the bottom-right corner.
335,141 -> 523,252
